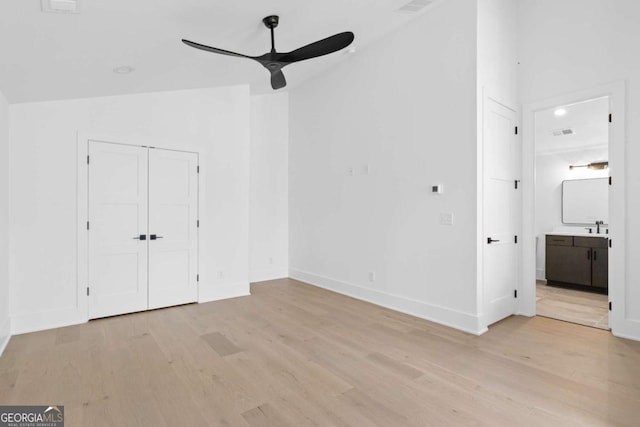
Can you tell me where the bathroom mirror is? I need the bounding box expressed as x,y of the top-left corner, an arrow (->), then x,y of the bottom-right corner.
562,178 -> 609,225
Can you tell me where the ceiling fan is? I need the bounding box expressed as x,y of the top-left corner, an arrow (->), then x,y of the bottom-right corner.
182,15 -> 354,90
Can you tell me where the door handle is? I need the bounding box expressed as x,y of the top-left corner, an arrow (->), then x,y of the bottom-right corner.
149,234 -> 164,240
487,238 -> 500,244
133,234 -> 147,240
593,250 -> 597,261
587,249 -> 591,260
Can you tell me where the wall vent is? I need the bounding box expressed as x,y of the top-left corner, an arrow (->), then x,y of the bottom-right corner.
397,0 -> 434,13
551,128 -> 575,137
41,0 -> 80,14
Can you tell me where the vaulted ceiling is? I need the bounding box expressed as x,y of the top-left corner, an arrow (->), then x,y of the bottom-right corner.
0,0 -> 440,103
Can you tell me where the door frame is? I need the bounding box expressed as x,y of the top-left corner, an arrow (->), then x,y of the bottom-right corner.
77,133 -> 201,321
520,82 -> 626,336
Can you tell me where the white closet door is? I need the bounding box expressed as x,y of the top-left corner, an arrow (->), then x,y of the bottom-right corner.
483,98 -> 520,326
148,148 -> 199,309
88,141 -> 149,319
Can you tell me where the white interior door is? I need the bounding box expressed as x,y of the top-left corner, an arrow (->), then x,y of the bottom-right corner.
483,98 -> 520,326
88,141 -> 149,319
148,148 -> 199,309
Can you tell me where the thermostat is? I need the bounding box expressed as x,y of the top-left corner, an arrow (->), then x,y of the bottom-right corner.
431,185 -> 444,194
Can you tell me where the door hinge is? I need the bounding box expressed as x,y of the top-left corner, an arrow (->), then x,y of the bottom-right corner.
197,274 -> 200,282
515,180 -> 520,189
515,126 -> 518,135
609,239 -> 612,248
197,165 -> 200,173
87,287 -> 90,296
514,235 -> 518,244
609,176 -> 612,186
514,290 -> 518,298
197,219 -> 200,228
609,113 -> 612,123
86,221 -> 90,230
609,301 -> 612,311
87,155 -> 90,165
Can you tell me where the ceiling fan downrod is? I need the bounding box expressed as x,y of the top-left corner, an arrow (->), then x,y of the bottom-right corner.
262,15 -> 279,53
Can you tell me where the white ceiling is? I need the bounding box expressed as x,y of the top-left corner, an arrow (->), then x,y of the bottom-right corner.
535,96 -> 609,155
0,0 -> 440,103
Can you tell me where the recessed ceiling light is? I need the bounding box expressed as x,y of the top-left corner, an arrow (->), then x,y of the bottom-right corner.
113,66 -> 134,74
554,108 -> 567,116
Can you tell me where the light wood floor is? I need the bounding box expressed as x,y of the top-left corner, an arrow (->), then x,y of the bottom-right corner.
1,279 -> 639,426
536,281 -> 609,330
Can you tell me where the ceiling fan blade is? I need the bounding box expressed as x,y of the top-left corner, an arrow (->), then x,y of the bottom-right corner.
182,39 -> 254,59
270,70 -> 287,90
280,32 -> 354,63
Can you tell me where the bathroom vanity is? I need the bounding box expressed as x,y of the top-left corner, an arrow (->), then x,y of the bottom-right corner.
545,233 -> 608,291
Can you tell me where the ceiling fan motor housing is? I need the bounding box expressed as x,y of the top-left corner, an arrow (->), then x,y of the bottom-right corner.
263,15 -> 279,29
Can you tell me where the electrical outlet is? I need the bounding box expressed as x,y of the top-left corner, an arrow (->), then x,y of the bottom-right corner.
440,212 -> 453,226
363,165 -> 370,175
269,257 -> 274,265
218,271 -> 224,279
369,272 -> 376,282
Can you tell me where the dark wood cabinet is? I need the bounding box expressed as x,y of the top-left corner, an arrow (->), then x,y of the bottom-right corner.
545,235 -> 608,290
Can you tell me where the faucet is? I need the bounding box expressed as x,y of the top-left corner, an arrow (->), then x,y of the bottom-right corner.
595,220 -> 604,234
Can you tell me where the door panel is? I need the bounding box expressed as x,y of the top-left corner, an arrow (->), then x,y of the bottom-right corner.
148,149 -> 198,309
546,245 -> 591,286
592,247 -> 608,289
88,141 -> 149,319
483,98 -> 520,326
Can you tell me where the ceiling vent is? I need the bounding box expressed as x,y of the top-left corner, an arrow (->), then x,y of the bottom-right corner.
41,0 -> 80,14
552,128 -> 575,137
397,0 -> 434,13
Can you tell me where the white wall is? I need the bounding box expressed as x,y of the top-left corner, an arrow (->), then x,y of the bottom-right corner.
518,0 -> 640,338
535,148 -> 609,279
250,93 -> 289,282
0,89 -> 10,352
289,0 -> 483,334
477,0 -> 518,108
9,86 -> 251,333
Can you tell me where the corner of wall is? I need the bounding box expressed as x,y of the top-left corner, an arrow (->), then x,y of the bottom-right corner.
0,89 -> 10,356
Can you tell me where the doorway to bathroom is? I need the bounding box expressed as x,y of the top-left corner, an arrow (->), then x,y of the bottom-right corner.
533,96 -> 610,329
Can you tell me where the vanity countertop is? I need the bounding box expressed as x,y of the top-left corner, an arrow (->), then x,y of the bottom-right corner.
545,231 -> 608,238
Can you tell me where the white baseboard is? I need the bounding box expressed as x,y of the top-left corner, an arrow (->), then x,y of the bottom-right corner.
199,282 -> 250,303
0,317 -> 11,357
289,268 -> 486,336
249,267 -> 288,283
11,308 -> 86,335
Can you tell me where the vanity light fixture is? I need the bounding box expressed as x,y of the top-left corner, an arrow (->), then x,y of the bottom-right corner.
569,161 -> 609,170
554,108 -> 567,116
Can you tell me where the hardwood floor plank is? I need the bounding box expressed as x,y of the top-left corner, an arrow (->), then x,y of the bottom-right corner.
201,332 -> 244,357
242,404 -> 288,427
